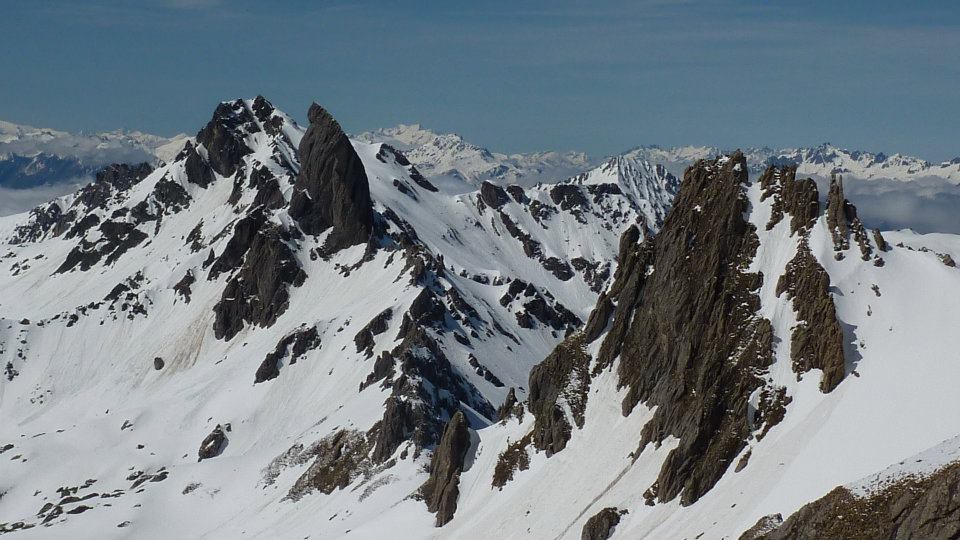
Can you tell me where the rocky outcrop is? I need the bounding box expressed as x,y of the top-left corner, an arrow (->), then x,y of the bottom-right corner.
776,239 -> 847,392
499,280 -> 581,335
873,228 -> 889,252
198,424 -> 228,461
196,100 -> 255,178
825,174 -> 874,261
759,165 -> 819,233
364,302 -> 493,464
370,396 -> 415,463
582,292 -> 614,343
208,212 -> 267,279
75,162 -> 154,211
581,507 -> 626,540
479,181 -> 510,209
179,141 -> 215,188
55,221 -> 148,273
826,175 -> 850,252
286,430 -> 370,500
755,462 -> 960,540
420,411 -> 471,527
288,103 -> 374,254
739,514 -> 783,540
590,153 -> 777,505
212,221 -> 306,341
353,308 -> 393,357
496,387 -> 524,422
173,270 -> 194,303
528,333 -> 590,455
254,326 -> 321,383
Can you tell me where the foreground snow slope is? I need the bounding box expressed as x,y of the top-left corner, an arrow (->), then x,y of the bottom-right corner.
431,156 -> 960,539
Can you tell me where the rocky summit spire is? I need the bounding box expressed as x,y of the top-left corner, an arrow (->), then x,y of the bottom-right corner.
196,100 -> 255,178
288,103 -> 374,254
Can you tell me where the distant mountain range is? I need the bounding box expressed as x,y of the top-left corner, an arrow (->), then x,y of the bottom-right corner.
0,120 -> 186,189
1,117 -> 958,228
357,123 -> 960,187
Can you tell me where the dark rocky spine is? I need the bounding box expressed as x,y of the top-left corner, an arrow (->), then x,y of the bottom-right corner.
420,411 -> 471,527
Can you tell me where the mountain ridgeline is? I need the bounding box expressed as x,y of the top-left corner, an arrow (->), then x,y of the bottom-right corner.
0,98 -> 957,539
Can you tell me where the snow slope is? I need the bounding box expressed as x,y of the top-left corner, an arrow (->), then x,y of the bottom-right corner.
0,97 -> 675,538
0,99 -> 957,539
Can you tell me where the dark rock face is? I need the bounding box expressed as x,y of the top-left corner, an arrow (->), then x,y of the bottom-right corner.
354,309 -> 393,357
152,176 -> 192,211
370,396 -> 415,463
571,257 -> 611,293
79,163 -> 154,209
550,184 -> 589,211
581,507 -> 625,540
739,514 -> 783,540
528,333 -> 590,455
153,357 -> 165,370
499,280 -> 581,335
496,387 -> 524,422
506,184 -> 528,203
825,175 -> 874,261
179,141 -> 216,188
492,432 -> 533,489
56,221 -> 149,273
251,95 -> 286,138
288,103 -> 374,254
173,270 -> 195,303
208,212 -> 268,280
420,411 -> 471,527
583,293 -> 614,343
364,314 -> 493,465
479,181 -> 510,209
11,163 -> 152,245
254,326 -> 321,383
826,175 -> 850,252
212,222 -> 306,341
196,101 -> 255,178
758,165 -> 819,233
754,462 -> 960,540
776,239 -> 847,392
11,202 -> 70,244
872,228 -> 889,252
286,430 -> 370,500
229,165 -> 286,209
590,153 -> 777,506
198,424 -> 228,461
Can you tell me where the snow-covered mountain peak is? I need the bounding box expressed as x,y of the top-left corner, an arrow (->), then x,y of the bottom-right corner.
357,124 -> 597,188
0,98 -> 957,539
0,96 -> 684,537
355,123 -> 443,150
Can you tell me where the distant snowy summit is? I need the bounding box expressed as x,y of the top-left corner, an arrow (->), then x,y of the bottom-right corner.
355,123 -> 595,188
0,119 -> 187,189
359,124 -> 960,187
4,116 -> 958,193
626,142 -> 960,183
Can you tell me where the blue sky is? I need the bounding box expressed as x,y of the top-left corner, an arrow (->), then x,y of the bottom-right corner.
2,0 -> 958,160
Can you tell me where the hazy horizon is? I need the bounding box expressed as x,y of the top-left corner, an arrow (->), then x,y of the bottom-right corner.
2,0 -> 958,161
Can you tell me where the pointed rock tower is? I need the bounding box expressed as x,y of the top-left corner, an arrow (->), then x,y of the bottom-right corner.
289,103 -> 374,254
